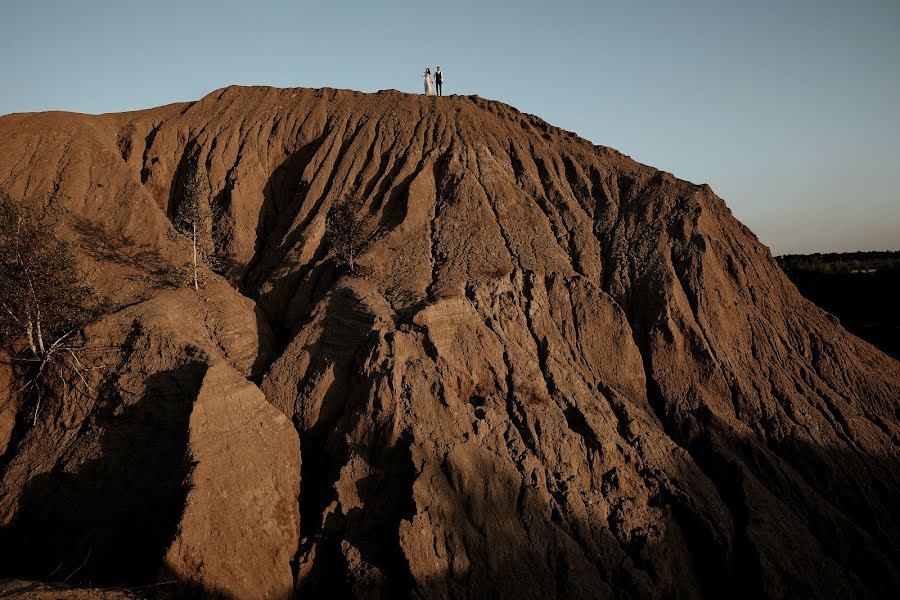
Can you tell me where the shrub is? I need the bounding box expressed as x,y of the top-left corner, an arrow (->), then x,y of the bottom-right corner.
326,194 -> 377,275
0,190 -> 103,422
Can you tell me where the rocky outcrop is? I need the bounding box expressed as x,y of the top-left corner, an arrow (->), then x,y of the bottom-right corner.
0,278 -> 297,596
0,86 -> 897,598
163,361 -> 300,599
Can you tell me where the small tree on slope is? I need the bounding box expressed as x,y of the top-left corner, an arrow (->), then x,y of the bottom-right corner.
0,190 -> 102,422
326,194 -> 377,275
172,159 -> 218,292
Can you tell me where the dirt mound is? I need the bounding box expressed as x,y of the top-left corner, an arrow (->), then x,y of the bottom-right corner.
0,86 -> 897,598
163,361 -> 299,599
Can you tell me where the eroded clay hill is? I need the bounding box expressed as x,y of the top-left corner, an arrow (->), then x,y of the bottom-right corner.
0,86 -> 897,599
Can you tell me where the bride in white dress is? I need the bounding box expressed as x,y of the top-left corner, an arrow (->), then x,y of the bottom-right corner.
423,68 -> 434,96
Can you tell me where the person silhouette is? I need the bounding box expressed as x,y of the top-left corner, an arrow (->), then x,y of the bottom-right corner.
423,68 -> 434,96
435,67 -> 443,96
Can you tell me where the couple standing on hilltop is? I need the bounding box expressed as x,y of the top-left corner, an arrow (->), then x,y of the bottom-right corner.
423,67 -> 443,96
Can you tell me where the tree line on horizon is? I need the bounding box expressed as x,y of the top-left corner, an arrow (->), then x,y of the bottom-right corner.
776,251 -> 900,274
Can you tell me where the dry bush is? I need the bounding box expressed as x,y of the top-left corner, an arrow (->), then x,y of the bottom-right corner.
326,194 -> 378,275
0,190 -> 105,423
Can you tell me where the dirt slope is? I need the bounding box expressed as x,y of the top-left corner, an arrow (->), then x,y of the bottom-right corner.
0,86 -> 897,598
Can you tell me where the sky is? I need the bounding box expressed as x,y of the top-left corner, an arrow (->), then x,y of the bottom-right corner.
1,0 -> 897,254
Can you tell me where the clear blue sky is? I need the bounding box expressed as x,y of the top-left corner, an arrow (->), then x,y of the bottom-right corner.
1,0 -> 898,254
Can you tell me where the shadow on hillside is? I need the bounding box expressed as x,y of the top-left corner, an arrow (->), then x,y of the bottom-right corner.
265,285 -> 410,598
71,217 -> 182,292
0,317 -> 896,598
0,362 -> 206,590
290,328 -> 900,600
397,419 -> 899,600
241,137 -> 329,296
213,137 -> 339,345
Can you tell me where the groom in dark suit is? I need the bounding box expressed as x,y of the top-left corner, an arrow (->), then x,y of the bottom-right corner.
435,67 -> 443,96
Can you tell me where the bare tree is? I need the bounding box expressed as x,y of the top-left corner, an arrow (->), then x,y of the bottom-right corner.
326,194 -> 377,275
0,191 -> 103,422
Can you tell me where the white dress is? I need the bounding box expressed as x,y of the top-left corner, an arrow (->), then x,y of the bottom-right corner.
424,73 -> 434,96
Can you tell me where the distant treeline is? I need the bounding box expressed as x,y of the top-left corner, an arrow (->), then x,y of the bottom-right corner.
776,251 -> 900,358
777,250 -> 900,274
